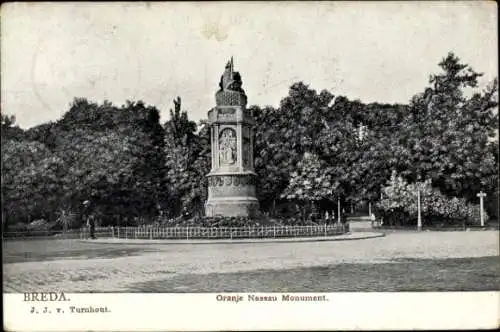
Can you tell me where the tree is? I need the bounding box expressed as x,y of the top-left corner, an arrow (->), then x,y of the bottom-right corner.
163,98 -> 210,218
254,82 -> 335,214
1,140 -> 67,226
254,105 -> 292,212
126,101 -> 166,219
25,122 -> 57,150
281,152 -> 334,221
52,98 -> 167,223
53,128 -> 141,217
1,113 -> 25,141
55,208 -> 79,232
314,96 -> 363,205
185,121 -> 211,216
405,53 -> 498,201
165,97 -> 197,146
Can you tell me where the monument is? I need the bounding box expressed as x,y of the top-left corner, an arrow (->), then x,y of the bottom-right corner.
205,58 -> 260,217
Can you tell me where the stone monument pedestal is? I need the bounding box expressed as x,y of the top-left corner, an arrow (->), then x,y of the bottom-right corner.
205,172 -> 259,217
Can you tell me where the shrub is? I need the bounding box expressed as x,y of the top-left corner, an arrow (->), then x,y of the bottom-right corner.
7,222 -> 28,232
377,172 -> 488,226
26,219 -> 50,230
157,215 -> 325,227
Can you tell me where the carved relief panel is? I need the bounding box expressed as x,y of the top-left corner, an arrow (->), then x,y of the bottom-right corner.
217,108 -> 236,121
208,175 -> 256,187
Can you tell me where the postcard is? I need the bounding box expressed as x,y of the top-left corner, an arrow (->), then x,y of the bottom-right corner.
2,1 -> 499,331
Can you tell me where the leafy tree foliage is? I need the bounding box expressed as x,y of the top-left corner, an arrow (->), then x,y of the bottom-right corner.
254,83 -> 335,213
1,113 -> 26,141
2,98 -> 167,228
282,152 -> 333,202
1,52 -> 497,230
163,98 -> 210,218
254,53 -> 497,220
403,53 -> 498,202
280,152 -> 334,220
1,140 -> 65,226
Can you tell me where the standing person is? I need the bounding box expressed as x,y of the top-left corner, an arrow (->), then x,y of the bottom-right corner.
83,200 -> 96,239
89,214 -> 96,239
82,200 -> 90,239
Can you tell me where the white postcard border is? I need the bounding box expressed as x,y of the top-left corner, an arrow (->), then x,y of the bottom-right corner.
4,292 -> 500,331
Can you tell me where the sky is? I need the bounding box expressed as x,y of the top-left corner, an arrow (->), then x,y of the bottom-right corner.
1,1 -> 498,129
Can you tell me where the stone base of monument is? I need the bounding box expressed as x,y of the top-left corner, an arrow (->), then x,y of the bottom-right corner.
205,172 -> 260,218
205,197 -> 260,218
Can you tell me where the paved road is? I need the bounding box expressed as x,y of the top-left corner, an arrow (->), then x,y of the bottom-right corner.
3,231 -> 499,292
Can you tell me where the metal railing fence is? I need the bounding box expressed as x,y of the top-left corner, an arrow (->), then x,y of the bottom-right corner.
4,223 -> 349,240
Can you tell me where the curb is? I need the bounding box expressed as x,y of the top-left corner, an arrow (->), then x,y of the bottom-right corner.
78,232 -> 385,245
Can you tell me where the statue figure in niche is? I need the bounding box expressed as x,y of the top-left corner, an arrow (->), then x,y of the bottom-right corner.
219,128 -> 237,165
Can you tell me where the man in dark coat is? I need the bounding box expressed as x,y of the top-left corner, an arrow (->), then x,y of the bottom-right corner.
83,200 -> 96,239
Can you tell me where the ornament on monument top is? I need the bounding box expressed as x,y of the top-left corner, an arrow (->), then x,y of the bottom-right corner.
218,57 -> 245,94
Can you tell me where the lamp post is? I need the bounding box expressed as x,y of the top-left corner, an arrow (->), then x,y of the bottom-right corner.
477,191 -> 487,227
417,189 -> 422,232
337,198 -> 341,224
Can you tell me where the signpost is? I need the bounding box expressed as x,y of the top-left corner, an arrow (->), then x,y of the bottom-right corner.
477,191 -> 487,227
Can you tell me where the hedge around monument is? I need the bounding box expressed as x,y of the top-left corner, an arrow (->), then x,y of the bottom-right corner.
160,215 -> 343,228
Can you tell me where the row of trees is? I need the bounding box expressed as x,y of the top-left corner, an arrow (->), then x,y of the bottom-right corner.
1,52 -> 498,230
254,53 -> 498,221
2,99 -> 166,229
